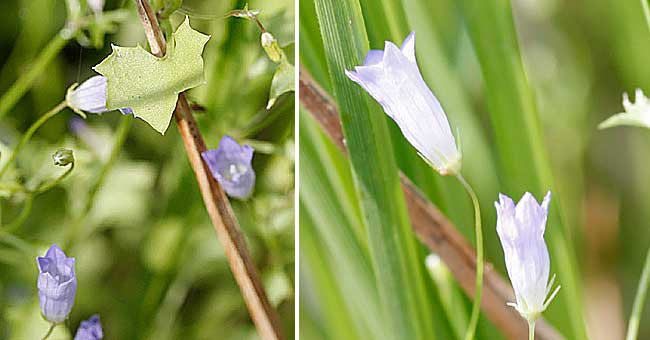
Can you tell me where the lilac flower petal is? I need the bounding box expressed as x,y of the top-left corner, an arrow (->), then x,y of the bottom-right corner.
74,315 -> 104,340
495,191 -> 554,320
364,50 -> 384,66
69,117 -> 88,136
67,76 -> 108,114
345,32 -> 460,175
201,136 -> 256,199
400,31 -> 416,63
67,76 -> 134,116
119,108 -> 133,115
36,244 -> 76,323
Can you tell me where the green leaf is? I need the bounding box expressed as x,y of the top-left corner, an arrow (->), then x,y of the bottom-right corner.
267,59 -> 295,109
312,0 -> 436,338
93,17 -> 210,134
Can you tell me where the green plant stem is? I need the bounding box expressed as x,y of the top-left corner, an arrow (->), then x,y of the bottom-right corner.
0,101 -> 68,178
625,242 -> 650,340
641,0 -> 650,35
5,194 -> 33,232
529,320 -> 536,340
41,323 -> 56,340
63,117 -> 132,248
457,173 -> 483,340
0,33 -> 68,120
34,163 -> 75,194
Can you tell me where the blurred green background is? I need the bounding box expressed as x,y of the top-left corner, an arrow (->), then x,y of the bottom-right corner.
0,0 -> 294,339
299,0 -> 650,339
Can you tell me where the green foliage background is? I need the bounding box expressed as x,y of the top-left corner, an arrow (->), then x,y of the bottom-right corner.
299,0 -> 650,339
0,0 -> 294,339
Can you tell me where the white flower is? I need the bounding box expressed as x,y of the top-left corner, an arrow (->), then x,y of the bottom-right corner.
345,32 -> 461,175
495,191 -> 561,321
599,89 -> 650,129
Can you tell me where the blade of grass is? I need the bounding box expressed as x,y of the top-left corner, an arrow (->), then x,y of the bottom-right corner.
311,0 -> 435,338
300,203 -> 366,340
299,111 -> 384,338
458,1 -> 586,339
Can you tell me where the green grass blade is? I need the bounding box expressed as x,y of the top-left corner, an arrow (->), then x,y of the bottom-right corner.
458,1 -> 587,338
311,0 -> 436,338
299,111 -> 383,337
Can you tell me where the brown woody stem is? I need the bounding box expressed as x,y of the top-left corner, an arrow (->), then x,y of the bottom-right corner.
133,1 -> 284,339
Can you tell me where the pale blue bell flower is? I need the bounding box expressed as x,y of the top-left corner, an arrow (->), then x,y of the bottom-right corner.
345,32 -> 461,175
495,192 -> 561,322
36,244 -> 77,323
201,136 -> 256,199
66,75 -> 133,115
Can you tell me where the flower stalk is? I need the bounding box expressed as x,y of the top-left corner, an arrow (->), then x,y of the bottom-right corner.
457,174 -> 483,340
625,243 -> 650,340
0,101 -> 68,178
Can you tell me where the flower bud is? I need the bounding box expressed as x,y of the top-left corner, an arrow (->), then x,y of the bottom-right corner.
53,149 -> 75,167
37,245 -> 77,323
261,32 -> 283,63
87,0 -> 104,13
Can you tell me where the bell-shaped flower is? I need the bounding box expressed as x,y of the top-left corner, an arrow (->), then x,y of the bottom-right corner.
201,136 -> 256,199
74,314 -> 104,340
599,89 -> 650,129
495,192 -> 561,322
36,244 -> 77,323
65,75 -> 133,115
345,32 -> 461,175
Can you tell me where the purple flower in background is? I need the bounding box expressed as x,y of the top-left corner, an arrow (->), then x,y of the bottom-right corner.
66,76 -> 132,115
36,245 -> 77,323
74,315 -> 104,340
345,32 -> 461,175
495,192 -> 561,322
201,136 -> 255,199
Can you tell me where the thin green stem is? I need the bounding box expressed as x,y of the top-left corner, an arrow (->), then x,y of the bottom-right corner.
0,33 -> 68,120
41,323 -> 56,340
641,0 -> 650,35
625,241 -> 650,340
529,320 -> 536,340
34,163 -> 75,194
457,173 -> 483,340
0,101 -> 68,178
5,194 -> 33,232
63,117 -> 132,248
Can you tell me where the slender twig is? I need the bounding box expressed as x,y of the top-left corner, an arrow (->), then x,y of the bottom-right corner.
625,242 -> 650,340
133,1 -> 283,339
299,68 -> 563,340
0,101 -> 68,178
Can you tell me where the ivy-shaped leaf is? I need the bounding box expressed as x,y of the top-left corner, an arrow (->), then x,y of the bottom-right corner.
93,17 -> 210,134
